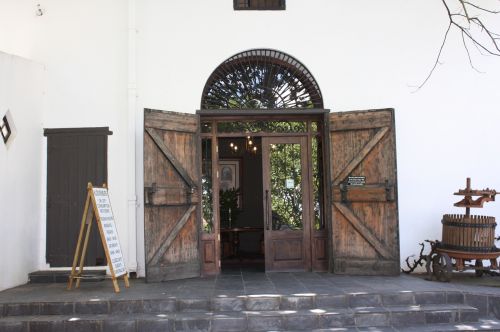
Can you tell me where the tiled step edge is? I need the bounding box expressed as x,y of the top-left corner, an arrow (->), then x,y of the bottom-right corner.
397,318 -> 500,331
0,304 -> 479,332
28,270 -> 106,284
302,318 -> 500,331
0,290 -> 465,317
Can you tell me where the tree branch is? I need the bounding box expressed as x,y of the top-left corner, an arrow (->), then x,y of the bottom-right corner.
462,30 -> 484,73
462,1 -> 500,14
401,240 -> 436,274
415,0 -> 500,90
413,21 -> 452,91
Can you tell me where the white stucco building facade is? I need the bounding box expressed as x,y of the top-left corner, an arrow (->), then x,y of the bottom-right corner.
0,0 -> 499,291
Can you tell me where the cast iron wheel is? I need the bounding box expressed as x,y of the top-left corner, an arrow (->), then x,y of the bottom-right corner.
475,259 -> 484,277
432,253 -> 453,282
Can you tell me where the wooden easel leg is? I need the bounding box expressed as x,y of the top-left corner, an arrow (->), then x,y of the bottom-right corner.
123,274 -> 130,288
112,277 -> 120,293
68,193 -> 92,290
68,270 -> 76,290
76,210 -> 94,288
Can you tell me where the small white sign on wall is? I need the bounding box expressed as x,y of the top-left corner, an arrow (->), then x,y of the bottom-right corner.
286,179 -> 295,189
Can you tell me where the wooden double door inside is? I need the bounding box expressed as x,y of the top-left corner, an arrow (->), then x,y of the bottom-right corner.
215,135 -> 325,272
205,133 -> 327,273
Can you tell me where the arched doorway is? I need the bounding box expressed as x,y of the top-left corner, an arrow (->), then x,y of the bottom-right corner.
142,49 -> 400,282
201,49 -> 323,109
198,49 -> 329,274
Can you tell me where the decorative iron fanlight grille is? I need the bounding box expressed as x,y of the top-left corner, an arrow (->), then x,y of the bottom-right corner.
201,49 -> 323,109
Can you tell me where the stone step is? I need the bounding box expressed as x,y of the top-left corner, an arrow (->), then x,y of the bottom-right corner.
28,270 -> 106,283
0,304 -> 479,331
398,318 -> 500,331
300,318 -> 500,331
0,291 -> 465,317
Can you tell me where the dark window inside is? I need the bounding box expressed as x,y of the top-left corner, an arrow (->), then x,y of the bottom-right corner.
1,115 -> 11,143
234,0 -> 285,10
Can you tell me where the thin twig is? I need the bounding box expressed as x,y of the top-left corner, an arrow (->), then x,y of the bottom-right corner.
463,1 -> 500,14
414,0 -> 500,90
412,21 -> 451,91
460,0 -> 471,21
462,30 -> 484,72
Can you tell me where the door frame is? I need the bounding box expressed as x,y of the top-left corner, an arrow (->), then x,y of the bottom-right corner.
197,108 -> 331,275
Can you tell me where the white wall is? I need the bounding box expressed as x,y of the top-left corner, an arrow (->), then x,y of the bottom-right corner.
0,51 -> 44,290
1,0 -> 499,285
0,0 -> 134,280
30,1 -> 132,272
135,0 -> 500,272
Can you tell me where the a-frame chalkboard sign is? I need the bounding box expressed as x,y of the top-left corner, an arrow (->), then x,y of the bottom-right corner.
67,183 -> 129,292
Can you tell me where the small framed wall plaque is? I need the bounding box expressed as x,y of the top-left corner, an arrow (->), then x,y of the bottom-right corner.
347,176 -> 366,186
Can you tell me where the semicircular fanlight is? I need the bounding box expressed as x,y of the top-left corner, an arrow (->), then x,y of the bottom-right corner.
201,49 -> 323,109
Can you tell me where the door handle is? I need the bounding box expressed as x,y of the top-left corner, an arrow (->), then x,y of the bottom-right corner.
265,189 -> 270,230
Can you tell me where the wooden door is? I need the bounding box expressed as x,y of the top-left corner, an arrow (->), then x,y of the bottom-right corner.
144,109 -> 201,282
44,127 -> 111,267
329,109 -> 399,275
262,136 -> 311,272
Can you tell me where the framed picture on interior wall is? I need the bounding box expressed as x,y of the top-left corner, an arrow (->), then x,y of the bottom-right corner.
219,159 -> 242,208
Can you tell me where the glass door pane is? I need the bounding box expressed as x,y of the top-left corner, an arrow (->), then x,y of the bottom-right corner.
201,138 -> 213,233
269,143 -> 303,230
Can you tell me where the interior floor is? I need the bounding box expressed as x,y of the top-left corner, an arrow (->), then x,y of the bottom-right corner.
221,257 -> 264,275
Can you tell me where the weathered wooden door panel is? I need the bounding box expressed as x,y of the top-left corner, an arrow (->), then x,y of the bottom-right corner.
312,233 -> 328,271
45,128 -> 110,267
330,109 -> 399,275
144,109 -> 201,282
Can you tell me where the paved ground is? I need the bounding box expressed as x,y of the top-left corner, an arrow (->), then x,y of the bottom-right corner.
3,270 -> 500,331
1,269 -> 500,303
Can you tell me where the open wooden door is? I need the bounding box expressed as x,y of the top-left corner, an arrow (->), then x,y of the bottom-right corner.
329,109 -> 399,275
144,109 -> 201,282
262,136 -> 311,272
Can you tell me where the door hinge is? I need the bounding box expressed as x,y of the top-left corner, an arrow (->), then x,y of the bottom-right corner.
340,182 -> 348,203
385,180 -> 394,201
218,234 -> 220,241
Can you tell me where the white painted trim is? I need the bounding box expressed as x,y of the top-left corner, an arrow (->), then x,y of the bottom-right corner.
127,0 -> 138,273
39,137 -> 49,270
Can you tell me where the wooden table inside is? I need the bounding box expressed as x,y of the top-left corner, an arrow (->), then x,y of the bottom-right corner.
220,227 -> 264,258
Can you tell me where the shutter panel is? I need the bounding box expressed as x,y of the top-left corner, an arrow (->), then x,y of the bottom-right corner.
144,109 -> 201,281
329,109 -> 399,275
45,127 -> 110,267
